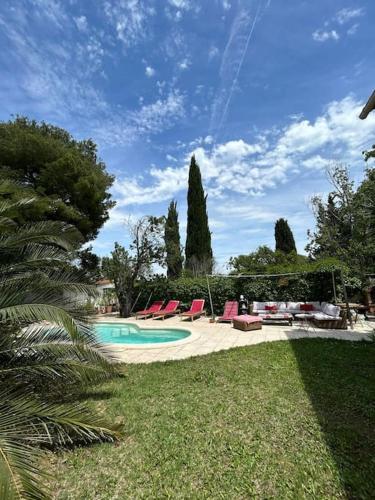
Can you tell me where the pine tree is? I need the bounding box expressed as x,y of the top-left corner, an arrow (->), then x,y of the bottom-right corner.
164,200 -> 183,279
185,155 -> 213,275
274,218 -> 297,253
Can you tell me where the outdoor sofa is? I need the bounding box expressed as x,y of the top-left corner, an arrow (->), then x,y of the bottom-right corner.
252,301 -> 347,329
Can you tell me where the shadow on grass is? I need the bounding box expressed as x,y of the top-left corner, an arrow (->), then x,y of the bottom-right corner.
289,338 -> 375,498
68,389 -> 116,403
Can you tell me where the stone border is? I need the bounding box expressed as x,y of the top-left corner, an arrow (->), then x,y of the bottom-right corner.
94,318 -> 200,350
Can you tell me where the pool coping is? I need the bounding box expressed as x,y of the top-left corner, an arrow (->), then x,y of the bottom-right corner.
95,319 -> 200,350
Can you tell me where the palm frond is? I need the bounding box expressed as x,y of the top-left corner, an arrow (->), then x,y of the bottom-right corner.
0,390 -> 121,499
0,197 -> 35,217
0,325 -> 118,388
0,221 -> 82,252
0,200 -> 120,499
0,394 -> 49,500
0,304 -> 82,341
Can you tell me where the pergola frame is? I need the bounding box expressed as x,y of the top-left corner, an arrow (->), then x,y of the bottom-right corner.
205,270 -> 353,328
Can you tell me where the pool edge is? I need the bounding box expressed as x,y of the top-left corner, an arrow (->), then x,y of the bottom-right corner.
94,319 -> 200,350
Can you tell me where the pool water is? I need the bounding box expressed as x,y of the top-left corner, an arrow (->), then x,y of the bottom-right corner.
94,322 -> 191,345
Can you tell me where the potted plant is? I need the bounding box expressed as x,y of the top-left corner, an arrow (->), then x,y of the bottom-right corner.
103,289 -> 117,314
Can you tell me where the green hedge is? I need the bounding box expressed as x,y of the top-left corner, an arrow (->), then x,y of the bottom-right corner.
134,271 -> 355,315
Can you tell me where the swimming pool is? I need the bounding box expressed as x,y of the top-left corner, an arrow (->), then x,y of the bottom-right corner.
94,322 -> 191,345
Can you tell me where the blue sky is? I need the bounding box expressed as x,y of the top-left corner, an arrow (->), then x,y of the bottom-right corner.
1,0 -> 375,270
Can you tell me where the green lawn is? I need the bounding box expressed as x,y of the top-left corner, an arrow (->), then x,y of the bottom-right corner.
47,339 -> 375,499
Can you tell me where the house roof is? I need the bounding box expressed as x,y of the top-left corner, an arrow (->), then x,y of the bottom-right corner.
359,90 -> 375,119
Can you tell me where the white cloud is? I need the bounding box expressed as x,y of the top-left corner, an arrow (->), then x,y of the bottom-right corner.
222,1 -> 231,11
74,15 -> 88,31
93,90 -> 185,146
111,95 -> 375,209
103,0 -> 155,49
335,7 -> 364,25
30,0 -> 68,28
168,0 -> 192,10
208,45 -> 220,60
113,165 -> 188,206
178,58 -> 190,70
312,7 -> 364,43
145,66 -> 155,77
347,23 -> 359,36
132,91 -> 185,132
0,3 -> 186,148
312,29 -> 339,42
166,154 -> 177,162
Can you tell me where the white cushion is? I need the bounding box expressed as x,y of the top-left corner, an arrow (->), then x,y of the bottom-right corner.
313,312 -> 340,320
286,302 -> 302,309
313,312 -> 334,320
275,302 -> 287,310
252,302 -> 266,312
322,303 -> 340,317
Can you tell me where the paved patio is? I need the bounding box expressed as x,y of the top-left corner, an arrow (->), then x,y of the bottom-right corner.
96,315 -> 373,364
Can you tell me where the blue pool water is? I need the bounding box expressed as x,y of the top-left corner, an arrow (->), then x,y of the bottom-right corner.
94,322 -> 191,345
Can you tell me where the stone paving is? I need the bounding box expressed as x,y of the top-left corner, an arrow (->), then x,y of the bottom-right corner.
96,314 -> 373,364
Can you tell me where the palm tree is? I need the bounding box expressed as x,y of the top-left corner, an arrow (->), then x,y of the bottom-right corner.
0,193 -> 120,499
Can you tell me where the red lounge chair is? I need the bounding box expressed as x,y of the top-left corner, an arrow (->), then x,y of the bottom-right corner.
152,300 -> 180,320
217,301 -> 238,322
180,299 -> 206,321
135,301 -> 164,319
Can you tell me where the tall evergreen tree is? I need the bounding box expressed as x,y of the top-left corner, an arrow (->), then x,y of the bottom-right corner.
165,200 -> 183,279
275,218 -> 297,253
185,156 -> 213,275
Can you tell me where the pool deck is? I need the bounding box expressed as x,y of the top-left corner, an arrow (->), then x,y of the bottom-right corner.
96,314 -> 373,364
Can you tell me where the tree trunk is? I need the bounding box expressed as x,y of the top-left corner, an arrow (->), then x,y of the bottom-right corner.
117,290 -> 133,318
119,294 -> 132,318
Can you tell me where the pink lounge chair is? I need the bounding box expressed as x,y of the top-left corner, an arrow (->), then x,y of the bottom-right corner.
180,299 -> 206,321
217,301 -> 238,322
152,300 -> 180,320
135,301 -> 164,319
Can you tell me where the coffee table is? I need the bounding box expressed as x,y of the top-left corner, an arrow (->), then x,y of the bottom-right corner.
258,313 -> 293,326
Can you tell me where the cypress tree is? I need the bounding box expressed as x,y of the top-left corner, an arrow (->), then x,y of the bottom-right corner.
275,218 -> 297,253
185,155 -> 213,274
164,200 -> 183,279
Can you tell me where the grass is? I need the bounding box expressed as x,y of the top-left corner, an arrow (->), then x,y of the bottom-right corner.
47,339 -> 375,499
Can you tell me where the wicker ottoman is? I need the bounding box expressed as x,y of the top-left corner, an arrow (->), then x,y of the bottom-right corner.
233,315 -> 262,331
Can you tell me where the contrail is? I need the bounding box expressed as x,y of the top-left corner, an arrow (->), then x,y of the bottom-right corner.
210,0 -> 269,141
216,1 -> 262,136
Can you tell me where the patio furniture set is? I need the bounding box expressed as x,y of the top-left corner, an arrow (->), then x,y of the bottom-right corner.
216,300 -> 346,331
252,301 -> 346,329
132,299 -> 347,331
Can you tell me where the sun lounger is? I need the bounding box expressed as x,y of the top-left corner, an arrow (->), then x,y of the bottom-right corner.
180,299 -> 206,321
135,301 -> 164,319
152,300 -> 180,320
217,301 -> 238,322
